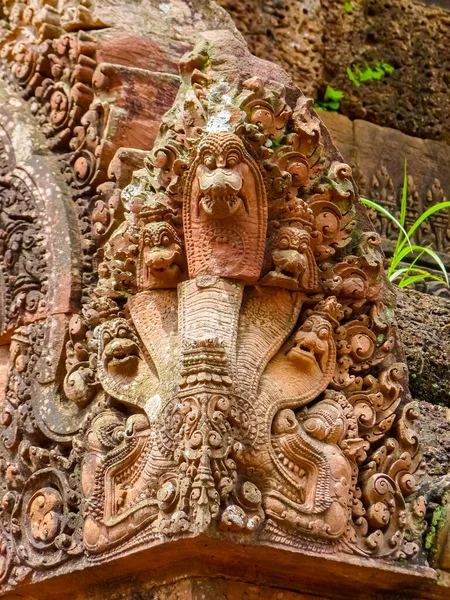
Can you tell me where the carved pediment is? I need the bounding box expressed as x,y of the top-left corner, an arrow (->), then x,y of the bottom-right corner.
0,26 -> 426,593
63,31 -> 423,560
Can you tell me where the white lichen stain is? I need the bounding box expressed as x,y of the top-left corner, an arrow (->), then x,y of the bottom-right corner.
207,110 -> 231,133
8,97 -> 22,108
159,3 -> 170,14
11,120 -> 33,162
145,393 -> 162,420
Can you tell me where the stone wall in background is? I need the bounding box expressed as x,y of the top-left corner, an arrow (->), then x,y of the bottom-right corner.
216,0 -> 324,99
320,111 -> 450,294
218,0 -> 450,143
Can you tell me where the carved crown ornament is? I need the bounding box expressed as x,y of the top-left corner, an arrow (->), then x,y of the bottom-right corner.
0,28 -> 428,593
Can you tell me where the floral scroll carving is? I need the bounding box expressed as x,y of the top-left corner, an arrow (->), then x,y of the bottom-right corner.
59,31 -> 424,563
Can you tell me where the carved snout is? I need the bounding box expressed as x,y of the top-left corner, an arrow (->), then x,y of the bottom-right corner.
144,247 -> 181,271
199,167 -> 243,218
288,330 -> 327,371
103,338 -> 140,372
272,249 -> 308,277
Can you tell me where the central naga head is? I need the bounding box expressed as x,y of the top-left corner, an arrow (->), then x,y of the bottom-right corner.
197,133 -> 245,219
183,132 -> 267,283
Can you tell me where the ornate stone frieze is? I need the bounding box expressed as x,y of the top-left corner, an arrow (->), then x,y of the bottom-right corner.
0,1 -> 104,150
0,22 -> 429,597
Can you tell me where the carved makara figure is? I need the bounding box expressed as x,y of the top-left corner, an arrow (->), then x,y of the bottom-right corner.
57,31 -> 423,562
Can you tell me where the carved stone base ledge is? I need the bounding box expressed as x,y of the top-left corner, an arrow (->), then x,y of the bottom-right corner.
0,535 -> 445,600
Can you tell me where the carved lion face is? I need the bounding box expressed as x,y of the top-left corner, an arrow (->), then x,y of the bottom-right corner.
138,222 -> 184,289
287,315 -> 334,374
95,318 -> 159,412
196,134 -> 246,219
271,227 -> 311,276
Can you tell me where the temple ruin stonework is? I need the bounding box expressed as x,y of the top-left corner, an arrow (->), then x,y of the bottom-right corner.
0,1 -> 449,599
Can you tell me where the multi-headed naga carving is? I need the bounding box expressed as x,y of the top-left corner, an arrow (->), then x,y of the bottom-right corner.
0,31 -> 425,584
64,32 -> 424,561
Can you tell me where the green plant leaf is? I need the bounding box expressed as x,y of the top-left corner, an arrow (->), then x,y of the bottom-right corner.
397,201 -> 450,254
344,1 -> 353,13
314,86 -> 344,112
390,267 -> 447,284
362,160 -> 449,290
359,64 -> 384,81
389,244 -> 449,285
397,273 -> 447,289
361,197 -> 412,247
346,66 -> 360,87
348,61 -> 395,86
324,85 -> 344,102
380,61 -> 395,74
394,158 -> 408,256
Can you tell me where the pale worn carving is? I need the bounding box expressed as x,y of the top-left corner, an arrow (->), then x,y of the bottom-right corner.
0,132 -> 47,337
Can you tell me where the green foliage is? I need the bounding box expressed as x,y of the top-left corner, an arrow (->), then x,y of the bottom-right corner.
314,85 -> 344,112
361,160 -> 450,289
344,1 -> 353,13
347,61 -> 394,87
425,505 -> 447,556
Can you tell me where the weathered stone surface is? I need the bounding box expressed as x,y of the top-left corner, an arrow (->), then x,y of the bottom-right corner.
319,112 -> 450,292
0,0 -> 448,597
0,16 -> 429,597
219,0 -> 450,143
217,0 -> 324,99
397,289 -> 450,408
0,84 -> 81,341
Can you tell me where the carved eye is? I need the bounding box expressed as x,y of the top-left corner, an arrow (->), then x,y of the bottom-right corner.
161,235 -> 170,247
317,326 -> 329,340
204,155 -> 216,169
300,242 -> 309,252
116,326 -> 129,339
226,152 -> 240,168
303,417 -> 328,441
278,236 -> 289,250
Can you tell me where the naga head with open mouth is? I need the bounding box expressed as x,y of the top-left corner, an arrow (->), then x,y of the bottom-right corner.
288,317 -> 333,374
183,131 -> 268,282
286,297 -> 340,375
196,133 -> 246,219
138,221 -> 185,289
101,322 -> 141,375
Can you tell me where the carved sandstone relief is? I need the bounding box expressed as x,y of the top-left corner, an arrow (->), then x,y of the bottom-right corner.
0,26 -> 427,593
62,31 -> 424,563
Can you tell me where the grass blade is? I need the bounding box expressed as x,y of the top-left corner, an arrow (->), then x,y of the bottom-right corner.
361,197 -> 412,248
398,273 -> 448,289
400,159 -> 407,229
389,244 -> 448,284
394,159 -> 408,259
397,201 -> 450,254
390,267 -> 447,284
